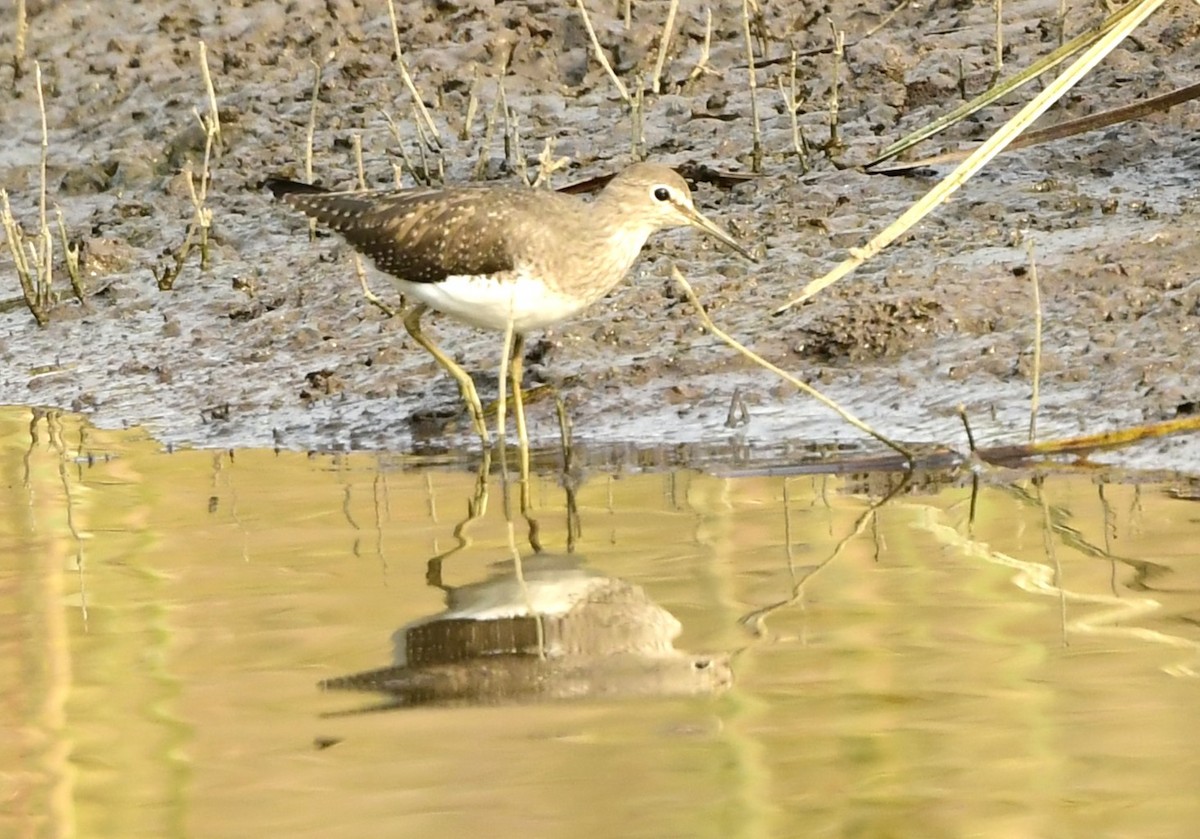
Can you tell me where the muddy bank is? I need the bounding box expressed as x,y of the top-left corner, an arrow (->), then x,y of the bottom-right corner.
0,0 -> 1196,470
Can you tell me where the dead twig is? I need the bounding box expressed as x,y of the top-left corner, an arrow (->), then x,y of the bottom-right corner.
826,20 -> 844,156
1026,237 -> 1042,443
12,0 -> 28,81
154,44 -> 220,289
741,0 -> 763,172
672,266 -> 913,464
776,49 -> 810,171
575,0 -> 631,104
651,0 -> 679,94
686,9 -> 717,83
385,0 -> 442,147
1,62 -> 57,324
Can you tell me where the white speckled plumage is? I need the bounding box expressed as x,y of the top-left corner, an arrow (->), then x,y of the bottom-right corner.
266,163 -> 751,331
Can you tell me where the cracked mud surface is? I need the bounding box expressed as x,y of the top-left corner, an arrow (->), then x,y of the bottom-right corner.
0,0 -> 1197,469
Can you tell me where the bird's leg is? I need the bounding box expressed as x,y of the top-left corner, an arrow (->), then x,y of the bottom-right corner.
553,394 -> 582,554
403,304 -> 491,446
510,332 -> 536,539
425,446 -> 492,589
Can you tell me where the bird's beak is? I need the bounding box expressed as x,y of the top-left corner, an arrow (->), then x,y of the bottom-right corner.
679,204 -> 757,262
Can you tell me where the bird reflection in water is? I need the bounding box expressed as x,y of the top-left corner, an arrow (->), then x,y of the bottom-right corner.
322,553 -> 732,712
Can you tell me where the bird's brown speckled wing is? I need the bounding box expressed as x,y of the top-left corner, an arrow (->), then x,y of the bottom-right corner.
266,179 -> 523,283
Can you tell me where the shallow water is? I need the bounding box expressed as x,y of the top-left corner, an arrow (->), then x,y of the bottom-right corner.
4,406 -> 1199,838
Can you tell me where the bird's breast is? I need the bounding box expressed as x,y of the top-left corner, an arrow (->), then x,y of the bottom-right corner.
394,271 -> 598,332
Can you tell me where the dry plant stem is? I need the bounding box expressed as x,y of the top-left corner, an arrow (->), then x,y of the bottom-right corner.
199,43 -> 222,237
34,63 -> 52,311
827,22 -> 844,153
747,0 -> 768,56
1026,238 -> 1042,443
651,0 -> 679,94
353,254 -> 397,318
385,0 -> 442,146
13,0 -> 28,80
352,133 -> 366,189
186,106 -> 217,270
0,62 -> 56,319
410,100 -> 444,182
155,53 -> 218,290
741,0 -> 763,172
198,41 -> 222,149
460,68 -> 480,141
500,83 -> 515,171
575,0 -> 631,104
777,50 -> 810,171
304,62 -> 319,183
0,197 -> 28,276
1,190 -> 46,325
473,90 -> 503,180
55,209 -> 83,302
672,267 -> 913,463
500,83 -> 528,182
381,108 -> 424,185
346,133 -> 397,317
994,0 -> 1004,73
152,223 -> 194,290
687,9 -> 715,83
630,76 -> 645,160
987,415 -> 1200,462
862,0 -> 913,39
305,61 -> 320,240
773,0 -> 1166,314
413,104 -> 433,181
532,138 -> 570,189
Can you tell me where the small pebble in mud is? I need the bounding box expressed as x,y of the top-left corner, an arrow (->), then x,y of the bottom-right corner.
301,369 -> 343,400
201,405 -> 231,423
71,393 -> 99,411
665,384 -> 705,405
60,161 -> 117,195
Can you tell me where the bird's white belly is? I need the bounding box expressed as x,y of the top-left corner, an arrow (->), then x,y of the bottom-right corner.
395,272 -> 596,332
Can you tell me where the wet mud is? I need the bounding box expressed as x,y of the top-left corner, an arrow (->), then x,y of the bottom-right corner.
0,0 -> 1196,468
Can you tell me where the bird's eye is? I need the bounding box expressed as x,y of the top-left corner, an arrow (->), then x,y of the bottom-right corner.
653,186 -> 671,202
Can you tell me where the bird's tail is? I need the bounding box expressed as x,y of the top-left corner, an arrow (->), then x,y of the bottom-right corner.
262,177 -> 329,198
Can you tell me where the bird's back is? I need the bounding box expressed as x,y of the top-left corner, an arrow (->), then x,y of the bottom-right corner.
267,176 -> 662,331
267,180 -> 595,286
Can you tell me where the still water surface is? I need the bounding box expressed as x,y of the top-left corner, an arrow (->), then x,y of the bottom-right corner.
4,408 -> 1199,838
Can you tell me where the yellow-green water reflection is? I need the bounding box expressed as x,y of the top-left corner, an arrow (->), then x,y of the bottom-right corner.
3,407 -> 1199,839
